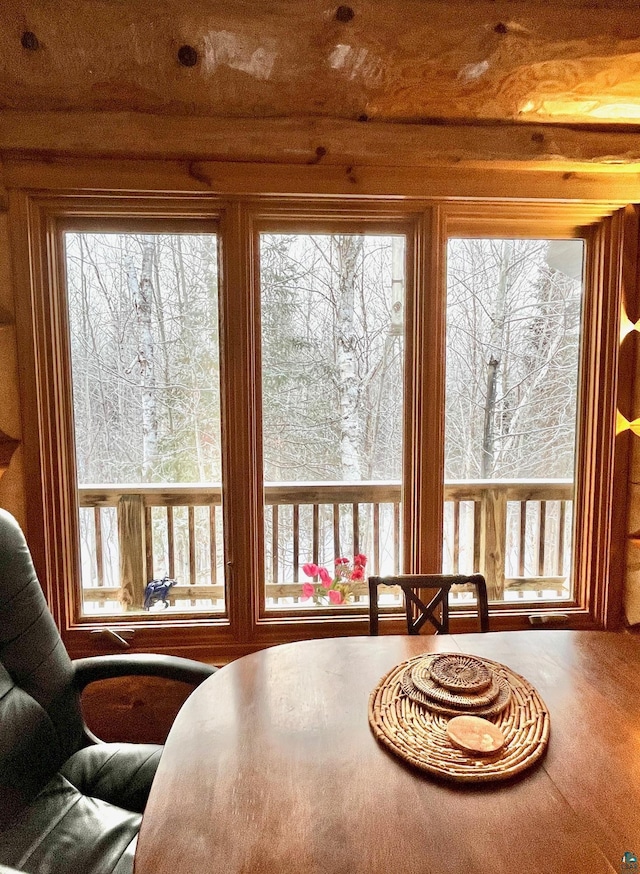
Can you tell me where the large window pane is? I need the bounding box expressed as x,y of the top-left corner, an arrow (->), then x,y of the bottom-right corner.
65,232 -> 225,615
260,233 -> 405,609
445,238 -> 584,603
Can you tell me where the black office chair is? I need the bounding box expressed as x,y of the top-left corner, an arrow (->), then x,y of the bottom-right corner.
368,573 -> 489,635
0,508 -> 217,874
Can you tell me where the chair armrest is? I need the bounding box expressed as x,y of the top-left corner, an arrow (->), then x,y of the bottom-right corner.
72,653 -> 217,691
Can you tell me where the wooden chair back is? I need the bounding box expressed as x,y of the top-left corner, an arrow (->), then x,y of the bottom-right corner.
368,573 -> 489,635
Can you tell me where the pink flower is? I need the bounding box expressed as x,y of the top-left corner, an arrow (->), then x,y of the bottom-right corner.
301,582 -> 314,601
350,567 -> 364,580
302,563 -> 319,578
328,589 -> 344,604
335,557 -> 349,565
354,553 -> 367,567
318,567 -> 332,587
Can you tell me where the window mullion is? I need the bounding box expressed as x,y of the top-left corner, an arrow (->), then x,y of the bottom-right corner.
404,207 -> 446,574
218,202 -> 264,642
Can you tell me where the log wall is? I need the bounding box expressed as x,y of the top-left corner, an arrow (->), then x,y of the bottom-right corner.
1,0 -> 640,619
3,0 -> 640,126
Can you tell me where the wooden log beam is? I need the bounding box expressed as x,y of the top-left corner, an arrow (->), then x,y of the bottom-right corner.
4,0 -> 640,126
3,113 -> 640,168
3,153 -> 640,205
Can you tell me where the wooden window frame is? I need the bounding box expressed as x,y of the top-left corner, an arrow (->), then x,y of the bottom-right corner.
5,165 -> 628,661
250,211 -> 425,625
441,207 -> 625,630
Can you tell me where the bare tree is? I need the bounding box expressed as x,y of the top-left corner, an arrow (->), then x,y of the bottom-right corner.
446,238 -> 582,481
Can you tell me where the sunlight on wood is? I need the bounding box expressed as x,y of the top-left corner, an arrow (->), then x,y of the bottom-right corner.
615,411 -> 640,437
620,302 -> 637,344
520,99 -> 640,123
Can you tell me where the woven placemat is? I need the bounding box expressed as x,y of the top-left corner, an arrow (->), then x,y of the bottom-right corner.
370,652 -> 550,783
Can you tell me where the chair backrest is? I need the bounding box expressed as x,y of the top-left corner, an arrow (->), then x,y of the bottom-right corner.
368,573 -> 489,635
0,509 -> 84,822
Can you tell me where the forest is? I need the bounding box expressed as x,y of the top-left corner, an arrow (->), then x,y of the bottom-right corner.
64,231 -> 582,606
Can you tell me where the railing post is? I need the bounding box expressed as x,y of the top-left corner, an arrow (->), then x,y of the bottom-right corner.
118,494 -> 147,611
479,487 -> 506,601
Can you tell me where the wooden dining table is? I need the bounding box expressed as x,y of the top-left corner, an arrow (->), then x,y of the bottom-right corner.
134,631 -> 640,874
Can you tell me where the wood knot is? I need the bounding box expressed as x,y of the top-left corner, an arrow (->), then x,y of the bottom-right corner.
494,22 -> 508,34
336,5 -> 355,22
188,162 -> 212,187
309,146 -> 327,164
358,113 -> 369,122
21,31 -> 39,50
178,45 -> 198,67
531,132 -> 544,143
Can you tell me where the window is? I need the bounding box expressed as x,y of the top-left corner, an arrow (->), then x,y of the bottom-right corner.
444,238 -> 584,606
8,182 -> 626,660
64,231 -> 225,617
259,232 -> 406,610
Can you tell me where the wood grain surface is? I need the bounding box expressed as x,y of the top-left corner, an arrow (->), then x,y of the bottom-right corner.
135,631 -> 640,874
81,675 -> 200,745
4,1 -> 640,126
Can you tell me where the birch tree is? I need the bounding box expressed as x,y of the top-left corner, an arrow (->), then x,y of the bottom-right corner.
126,235 -> 158,480
335,234 -> 364,481
67,232 -> 221,485
259,233 -> 403,484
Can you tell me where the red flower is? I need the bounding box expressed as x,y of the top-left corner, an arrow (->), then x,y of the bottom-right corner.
318,567 -> 332,587
302,556 -> 366,605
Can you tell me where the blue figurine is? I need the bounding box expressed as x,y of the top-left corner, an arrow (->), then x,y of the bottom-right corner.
143,575 -> 177,610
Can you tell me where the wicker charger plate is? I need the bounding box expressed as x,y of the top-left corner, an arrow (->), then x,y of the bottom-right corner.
370,653 -> 550,783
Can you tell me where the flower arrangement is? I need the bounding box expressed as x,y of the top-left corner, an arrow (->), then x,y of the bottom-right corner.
301,554 -> 367,605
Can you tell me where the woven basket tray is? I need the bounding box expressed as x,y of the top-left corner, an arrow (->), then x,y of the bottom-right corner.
369,652 -> 550,783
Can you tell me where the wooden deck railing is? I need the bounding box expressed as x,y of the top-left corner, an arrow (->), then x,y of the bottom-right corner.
77,479 -> 573,611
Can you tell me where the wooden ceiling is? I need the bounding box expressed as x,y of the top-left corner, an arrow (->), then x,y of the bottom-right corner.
3,0 -> 640,126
